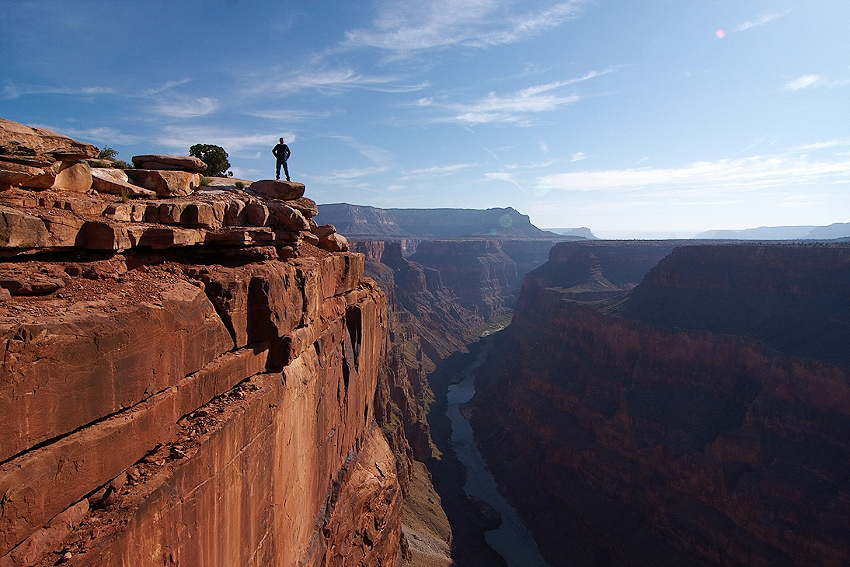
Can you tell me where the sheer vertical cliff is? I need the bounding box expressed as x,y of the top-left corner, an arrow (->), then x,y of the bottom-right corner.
0,123 -> 402,567
471,243 -> 850,566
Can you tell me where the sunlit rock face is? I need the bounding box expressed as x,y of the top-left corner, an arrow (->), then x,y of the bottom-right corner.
0,123 -> 401,567
471,243 -> 850,566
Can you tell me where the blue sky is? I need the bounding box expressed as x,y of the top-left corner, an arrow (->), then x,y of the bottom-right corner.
2,0 -> 848,237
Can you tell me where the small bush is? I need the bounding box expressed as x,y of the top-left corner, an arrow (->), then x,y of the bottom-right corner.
98,146 -> 118,160
234,180 -> 245,189
189,143 -> 231,177
200,176 -> 212,186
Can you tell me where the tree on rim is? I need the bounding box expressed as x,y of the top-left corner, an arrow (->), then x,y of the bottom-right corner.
189,143 -> 231,177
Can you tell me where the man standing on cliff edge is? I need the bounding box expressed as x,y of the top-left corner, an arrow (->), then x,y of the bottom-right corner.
272,137 -> 290,181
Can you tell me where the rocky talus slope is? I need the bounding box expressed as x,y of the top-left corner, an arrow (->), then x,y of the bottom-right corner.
0,120 -> 400,567
471,243 -> 850,566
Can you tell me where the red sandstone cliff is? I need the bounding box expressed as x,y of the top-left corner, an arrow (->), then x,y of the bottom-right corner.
0,121 -> 401,567
471,243 -> 850,566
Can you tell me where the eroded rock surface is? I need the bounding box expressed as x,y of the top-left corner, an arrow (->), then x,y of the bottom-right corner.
0,123 -> 402,567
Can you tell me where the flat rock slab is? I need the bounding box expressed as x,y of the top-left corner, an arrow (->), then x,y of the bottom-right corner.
249,179 -> 305,200
0,118 -> 98,166
131,154 -> 207,173
91,168 -> 157,198
126,169 -> 200,197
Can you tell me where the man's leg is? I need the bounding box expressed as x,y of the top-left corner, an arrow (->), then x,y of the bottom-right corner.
275,160 -> 281,180
282,161 -> 290,182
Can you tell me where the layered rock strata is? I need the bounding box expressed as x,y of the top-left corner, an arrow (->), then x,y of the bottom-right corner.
471,243 -> 850,566
355,240 -> 511,566
317,203 -> 570,240
0,125 -> 391,566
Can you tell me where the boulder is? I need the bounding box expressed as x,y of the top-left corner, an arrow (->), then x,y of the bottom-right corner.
313,224 -> 337,239
318,232 -> 349,253
248,180 -> 305,200
131,154 -> 207,173
126,169 -> 201,197
49,161 -> 92,192
91,168 -> 157,198
288,196 -> 318,219
0,119 -> 98,190
267,202 -> 310,232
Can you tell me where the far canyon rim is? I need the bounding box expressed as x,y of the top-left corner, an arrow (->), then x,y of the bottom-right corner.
1,118 -> 848,566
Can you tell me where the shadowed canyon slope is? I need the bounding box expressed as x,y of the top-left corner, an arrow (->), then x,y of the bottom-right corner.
471,242 -> 850,566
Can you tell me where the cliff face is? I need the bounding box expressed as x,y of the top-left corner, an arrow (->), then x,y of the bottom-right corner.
0,125 -> 401,566
471,243 -> 850,566
318,203 -> 569,240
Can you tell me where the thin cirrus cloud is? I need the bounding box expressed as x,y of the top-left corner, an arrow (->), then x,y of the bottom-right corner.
422,68 -> 614,125
153,97 -> 219,118
2,84 -> 116,99
735,11 -> 789,32
538,152 -> 850,193
402,162 -> 478,178
248,69 -> 428,97
156,125 -> 288,152
785,74 -> 822,90
306,166 -> 390,186
36,125 -> 140,146
343,0 -> 585,55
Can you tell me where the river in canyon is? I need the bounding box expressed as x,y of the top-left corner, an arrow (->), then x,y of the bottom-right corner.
446,330 -> 551,567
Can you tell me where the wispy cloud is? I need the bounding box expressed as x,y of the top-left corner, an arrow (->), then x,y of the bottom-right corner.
785,74 -> 822,90
153,97 -> 219,118
144,78 -> 192,96
36,125 -> 141,146
736,11 -> 789,32
327,134 -> 396,165
569,151 -> 587,162
156,126 -> 288,152
2,84 -> 115,99
245,109 -> 338,122
428,68 -> 613,125
247,68 -> 427,96
485,171 -> 527,193
403,162 -> 477,178
343,0 -> 585,57
306,166 -> 390,185
538,153 -> 850,193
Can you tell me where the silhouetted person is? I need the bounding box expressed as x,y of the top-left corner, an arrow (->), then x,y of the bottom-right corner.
272,137 -> 290,181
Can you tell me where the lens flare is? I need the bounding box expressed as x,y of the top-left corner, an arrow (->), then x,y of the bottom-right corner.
716,29 -> 726,39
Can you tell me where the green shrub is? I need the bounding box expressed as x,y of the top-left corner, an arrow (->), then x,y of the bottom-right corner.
98,146 -> 118,160
189,143 -> 230,177
234,180 -> 245,189
200,176 -> 212,186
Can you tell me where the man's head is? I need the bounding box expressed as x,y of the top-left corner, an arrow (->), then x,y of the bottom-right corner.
279,137 -> 284,143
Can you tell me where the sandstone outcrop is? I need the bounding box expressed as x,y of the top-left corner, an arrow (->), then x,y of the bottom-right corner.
471,243 -> 850,566
125,168 -> 201,197
249,179 -> 306,200
0,119 -> 98,191
0,124 -> 402,567
131,154 -> 207,173
89,167 -> 157,198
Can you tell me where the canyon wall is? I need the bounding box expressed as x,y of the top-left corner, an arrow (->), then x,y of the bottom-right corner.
471,243 -> 850,566
318,203 -> 568,240
0,122 -> 401,567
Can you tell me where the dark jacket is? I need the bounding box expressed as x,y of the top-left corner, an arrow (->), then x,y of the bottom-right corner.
272,143 -> 290,161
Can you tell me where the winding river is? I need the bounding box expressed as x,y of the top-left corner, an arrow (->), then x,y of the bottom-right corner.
446,330 -> 551,567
